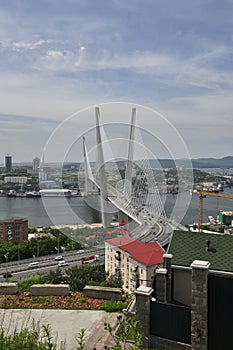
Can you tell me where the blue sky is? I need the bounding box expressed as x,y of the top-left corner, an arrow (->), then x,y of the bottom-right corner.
0,0 -> 233,162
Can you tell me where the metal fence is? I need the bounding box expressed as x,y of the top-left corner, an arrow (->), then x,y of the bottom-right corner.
208,274 -> 233,350
150,301 -> 191,344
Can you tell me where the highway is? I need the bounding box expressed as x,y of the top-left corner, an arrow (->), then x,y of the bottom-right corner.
0,247 -> 105,282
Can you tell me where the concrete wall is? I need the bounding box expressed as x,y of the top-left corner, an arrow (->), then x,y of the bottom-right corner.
0,283 -> 18,295
30,284 -> 70,296
173,268 -> 192,306
83,285 -> 122,300
135,259 -> 212,350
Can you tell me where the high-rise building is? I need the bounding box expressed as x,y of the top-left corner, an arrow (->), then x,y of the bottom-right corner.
33,157 -> 40,173
5,155 -> 12,173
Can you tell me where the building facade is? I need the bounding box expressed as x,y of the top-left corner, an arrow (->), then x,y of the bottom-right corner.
218,210 -> 233,226
33,157 -> 40,173
5,155 -> 12,173
105,236 -> 165,293
0,218 -> 28,243
4,176 -> 28,184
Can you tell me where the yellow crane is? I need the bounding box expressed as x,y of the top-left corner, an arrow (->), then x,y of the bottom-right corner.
193,184 -> 233,231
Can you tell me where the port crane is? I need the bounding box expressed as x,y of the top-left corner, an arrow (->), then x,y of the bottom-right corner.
192,184 -> 233,231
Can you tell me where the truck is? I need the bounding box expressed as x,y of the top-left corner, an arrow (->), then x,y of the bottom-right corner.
81,254 -> 100,264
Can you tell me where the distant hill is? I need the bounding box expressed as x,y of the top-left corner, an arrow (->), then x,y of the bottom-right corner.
148,156 -> 233,169
191,156 -> 233,169
25,156 -> 233,170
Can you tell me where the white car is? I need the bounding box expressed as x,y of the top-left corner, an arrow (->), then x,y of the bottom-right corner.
58,260 -> 68,267
76,250 -> 84,254
54,256 -> 63,261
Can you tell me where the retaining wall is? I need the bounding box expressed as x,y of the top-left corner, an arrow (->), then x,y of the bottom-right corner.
0,283 -> 18,295
83,286 -> 122,300
30,284 -> 70,296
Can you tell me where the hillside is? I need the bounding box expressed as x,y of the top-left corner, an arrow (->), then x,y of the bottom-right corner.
148,156 -> 233,169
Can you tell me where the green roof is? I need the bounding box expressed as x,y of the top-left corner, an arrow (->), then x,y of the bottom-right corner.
167,230 -> 233,272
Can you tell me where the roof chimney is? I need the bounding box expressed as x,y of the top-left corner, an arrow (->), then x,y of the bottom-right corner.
206,240 -> 211,252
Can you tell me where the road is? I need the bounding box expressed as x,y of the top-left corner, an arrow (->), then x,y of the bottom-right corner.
0,247 -> 105,282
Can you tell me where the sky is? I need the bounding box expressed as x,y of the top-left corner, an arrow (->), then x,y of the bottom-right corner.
0,0 -> 233,163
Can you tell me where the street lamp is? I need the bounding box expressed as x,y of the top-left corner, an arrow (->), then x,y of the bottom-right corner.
55,237 -> 60,255
37,241 -> 40,257
4,253 -> 9,282
18,245 -> 20,261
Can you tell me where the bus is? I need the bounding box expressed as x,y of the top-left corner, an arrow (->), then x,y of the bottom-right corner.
81,255 -> 100,264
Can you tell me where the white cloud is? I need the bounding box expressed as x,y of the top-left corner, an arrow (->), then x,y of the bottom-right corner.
0,1 -> 232,159
47,50 -> 64,57
12,39 -> 46,50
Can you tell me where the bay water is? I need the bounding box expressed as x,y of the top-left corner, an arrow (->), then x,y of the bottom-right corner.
0,187 -> 232,228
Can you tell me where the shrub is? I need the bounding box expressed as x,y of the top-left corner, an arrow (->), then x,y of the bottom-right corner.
18,275 -> 45,292
79,297 -> 87,304
99,300 -> 128,313
0,320 -> 61,349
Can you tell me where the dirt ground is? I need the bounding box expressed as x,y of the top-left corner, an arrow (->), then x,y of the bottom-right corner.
0,291 -> 110,310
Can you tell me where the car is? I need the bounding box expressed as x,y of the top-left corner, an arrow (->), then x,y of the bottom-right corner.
54,255 -> 63,261
3,272 -> 13,278
76,250 -> 84,254
28,261 -> 39,268
58,261 -> 68,267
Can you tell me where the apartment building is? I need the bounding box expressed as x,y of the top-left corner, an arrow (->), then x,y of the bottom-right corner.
0,218 -> 28,243
105,236 -> 165,293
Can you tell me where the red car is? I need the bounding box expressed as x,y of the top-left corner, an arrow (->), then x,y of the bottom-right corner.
3,272 -> 13,278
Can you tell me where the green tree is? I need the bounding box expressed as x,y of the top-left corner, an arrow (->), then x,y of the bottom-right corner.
46,267 -> 65,285
106,272 -> 123,288
65,264 -> 106,292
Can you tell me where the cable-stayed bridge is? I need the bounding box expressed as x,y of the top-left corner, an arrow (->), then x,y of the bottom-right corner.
82,107 -> 187,246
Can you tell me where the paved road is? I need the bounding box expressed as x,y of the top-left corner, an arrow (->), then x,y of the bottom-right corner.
0,247 -> 105,282
0,309 -> 117,349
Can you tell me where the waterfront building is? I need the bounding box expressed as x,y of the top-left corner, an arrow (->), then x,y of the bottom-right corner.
5,155 -> 12,173
0,218 -> 28,243
217,210 -> 233,226
105,236 -> 164,293
4,176 -> 27,184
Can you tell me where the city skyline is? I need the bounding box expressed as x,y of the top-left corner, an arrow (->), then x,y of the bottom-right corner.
0,1 -> 233,162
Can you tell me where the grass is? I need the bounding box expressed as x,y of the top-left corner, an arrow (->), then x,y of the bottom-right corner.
30,297 -> 52,304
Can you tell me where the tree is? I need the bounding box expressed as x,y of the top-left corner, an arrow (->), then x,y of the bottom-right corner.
46,267 -> 64,284
65,264 -> 106,292
106,272 -> 123,288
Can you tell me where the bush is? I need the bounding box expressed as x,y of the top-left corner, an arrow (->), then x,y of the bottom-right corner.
18,275 -> 45,292
0,320 -> 60,349
65,264 -> 106,292
99,300 -> 128,312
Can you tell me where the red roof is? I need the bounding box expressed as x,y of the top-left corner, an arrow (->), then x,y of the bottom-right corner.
106,236 -> 165,267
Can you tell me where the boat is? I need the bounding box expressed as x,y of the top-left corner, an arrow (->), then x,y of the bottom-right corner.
26,191 -> 41,198
7,190 -> 17,197
39,189 -> 73,197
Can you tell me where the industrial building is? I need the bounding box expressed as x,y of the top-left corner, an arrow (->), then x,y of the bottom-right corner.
218,210 -> 233,226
